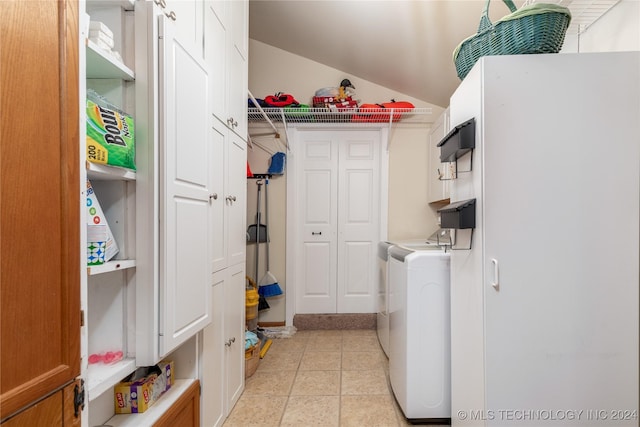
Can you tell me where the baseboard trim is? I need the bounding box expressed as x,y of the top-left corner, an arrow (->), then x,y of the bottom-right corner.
258,321 -> 286,327
293,313 -> 376,330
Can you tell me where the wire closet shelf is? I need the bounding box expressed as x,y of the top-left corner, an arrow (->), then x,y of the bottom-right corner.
247,107 -> 433,128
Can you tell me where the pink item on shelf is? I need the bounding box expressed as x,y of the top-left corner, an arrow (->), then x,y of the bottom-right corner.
89,350 -> 123,365
88,353 -> 102,364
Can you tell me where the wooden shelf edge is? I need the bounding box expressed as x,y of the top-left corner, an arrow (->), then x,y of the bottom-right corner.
106,379 -> 199,427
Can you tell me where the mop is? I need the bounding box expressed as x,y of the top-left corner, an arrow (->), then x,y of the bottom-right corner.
258,179 -> 283,297
251,181 -> 270,311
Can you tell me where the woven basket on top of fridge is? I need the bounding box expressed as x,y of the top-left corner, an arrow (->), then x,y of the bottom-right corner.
453,0 -> 571,80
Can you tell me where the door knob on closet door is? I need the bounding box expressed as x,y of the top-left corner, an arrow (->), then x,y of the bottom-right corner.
165,10 -> 176,21
209,193 -> 218,202
154,0 -> 166,8
225,337 -> 236,347
226,195 -> 236,203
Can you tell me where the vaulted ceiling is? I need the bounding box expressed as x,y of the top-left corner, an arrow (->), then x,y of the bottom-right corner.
248,0 -> 619,107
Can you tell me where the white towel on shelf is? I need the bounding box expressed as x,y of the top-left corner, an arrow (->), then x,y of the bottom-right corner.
89,30 -> 115,49
88,20 -> 114,39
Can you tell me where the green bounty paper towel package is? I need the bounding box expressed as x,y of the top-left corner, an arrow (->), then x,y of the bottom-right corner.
86,90 -> 136,170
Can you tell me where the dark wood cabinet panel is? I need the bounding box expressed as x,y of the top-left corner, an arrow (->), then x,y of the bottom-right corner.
0,0 -> 80,422
153,380 -> 200,427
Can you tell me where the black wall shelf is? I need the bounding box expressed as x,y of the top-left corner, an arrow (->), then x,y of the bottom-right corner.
437,118 -> 475,163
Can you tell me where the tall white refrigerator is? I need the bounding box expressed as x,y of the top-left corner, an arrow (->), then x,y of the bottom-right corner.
444,52 -> 639,426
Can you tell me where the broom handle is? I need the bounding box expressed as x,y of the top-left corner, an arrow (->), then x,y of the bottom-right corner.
265,179 -> 270,270
255,180 -> 262,283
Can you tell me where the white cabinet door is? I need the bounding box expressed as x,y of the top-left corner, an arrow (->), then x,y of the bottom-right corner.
204,0 -> 246,139
201,275 -> 225,427
224,262 -> 245,413
227,41 -> 247,140
229,0 -> 247,61
291,129 -> 384,315
164,0 -> 204,60
205,0 -> 228,123
210,108 -> 246,273
202,239 -> 246,427
227,132 -> 247,266
210,121 -> 228,273
158,15 -> 212,356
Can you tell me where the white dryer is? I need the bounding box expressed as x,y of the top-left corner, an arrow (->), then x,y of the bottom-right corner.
388,243 -> 451,422
376,241 -> 394,357
377,239 -> 439,358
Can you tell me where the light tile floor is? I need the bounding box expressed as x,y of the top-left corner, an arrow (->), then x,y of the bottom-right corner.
223,329 -> 450,427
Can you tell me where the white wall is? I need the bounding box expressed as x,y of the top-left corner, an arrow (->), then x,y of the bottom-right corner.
562,0 -> 640,52
248,39 -> 443,322
579,0 -> 640,51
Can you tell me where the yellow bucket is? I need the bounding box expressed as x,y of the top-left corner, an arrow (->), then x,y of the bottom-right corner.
246,276 -> 260,320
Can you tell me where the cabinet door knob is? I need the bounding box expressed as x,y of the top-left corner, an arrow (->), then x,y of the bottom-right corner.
209,193 -> 218,201
165,10 -> 177,21
226,195 -> 237,202
154,0 -> 166,8
227,117 -> 234,126
312,231 -> 322,235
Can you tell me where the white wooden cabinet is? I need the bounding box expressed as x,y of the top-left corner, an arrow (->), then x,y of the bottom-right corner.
448,53 -> 639,426
427,107 -> 453,203
202,264 -> 245,427
205,0 -> 248,273
286,128 -> 388,317
201,2 -> 248,425
82,1 -> 216,425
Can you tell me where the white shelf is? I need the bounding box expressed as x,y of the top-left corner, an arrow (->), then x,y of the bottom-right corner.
88,259 -> 136,276
86,39 -> 134,80
248,106 -> 433,126
87,161 -> 136,181
106,379 -> 198,427
87,357 -> 136,402
87,0 -> 135,9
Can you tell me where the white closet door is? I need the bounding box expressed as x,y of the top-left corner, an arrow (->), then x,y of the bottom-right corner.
295,132 -> 339,314
337,131 -> 381,313
158,16 -> 211,356
292,129 -> 383,315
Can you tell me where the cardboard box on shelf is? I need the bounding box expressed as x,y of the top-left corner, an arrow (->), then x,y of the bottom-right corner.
114,361 -> 174,414
86,179 -> 119,265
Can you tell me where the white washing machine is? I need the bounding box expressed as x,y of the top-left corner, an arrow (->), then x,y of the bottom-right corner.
388,243 -> 451,422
